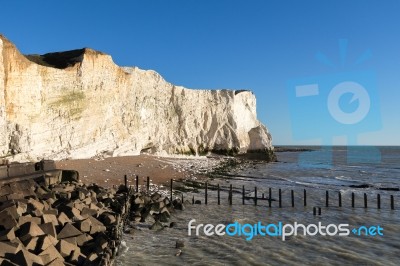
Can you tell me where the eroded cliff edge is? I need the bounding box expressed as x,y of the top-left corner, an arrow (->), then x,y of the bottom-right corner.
0,35 -> 275,162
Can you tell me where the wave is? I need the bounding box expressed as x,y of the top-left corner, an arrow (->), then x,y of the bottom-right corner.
334,176 -> 362,183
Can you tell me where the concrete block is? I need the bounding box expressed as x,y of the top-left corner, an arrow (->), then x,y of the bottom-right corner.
22,236 -> 39,251
43,209 -> 58,216
16,201 -> 28,216
75,219 -> 91,233
5,249 -> 43,266
73,202 -> 84,211
87,216 -> 106,234
0,228 -> 16,241
6,193 -> 25,201
57,212 -> 71,226
46,257 -> 65,266
56,239 -> 78,258
28,198 -> 44,211
18,222 -> 45,240
90,197 -> 98,204
100,213 -> 116,226
58,206 -> 83,221
42,214 -> 59,226
86,252 -> 99,262
0,210 -> 18,230
35,186 -> 49,197
38,223 -> 57,238
22,189 -> 35,198
0,185 -> 13,197
82,197 -> 92,205
32,209 -> 44,217
94,234 -> 108,250
38,235 -> 58,251
69,249 -> 86,265
39,245 -> 64,265
57,223 -> 83,239
18,215 -> 41,226
0,206 -> 19,221
150,221 -> 164,231
75,234 -> 93,247
62,237 -> 77,246
0,241 -> 21,256
0,258 -> 19,266
70,207 -> 84,221
80,207 -> 97,218
45,197 -> 56,206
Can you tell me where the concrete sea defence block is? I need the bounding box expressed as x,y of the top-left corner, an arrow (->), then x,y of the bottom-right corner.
0,172 -> 131,265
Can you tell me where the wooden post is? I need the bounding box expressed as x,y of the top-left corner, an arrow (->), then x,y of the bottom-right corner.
352,192 -> 355,208
192,195 -> 194,204
313,207 -> 316,215
304,189 -> 307,206
338,191 -> 342,207
135,175 -> 139,192
181,193 -> 184,203
279,189 -> 282,208
269,188 -> 272,207
364,193 -> 367,208
242,185 -> 245,205
205,182 -> 208,205
325,191 -> 329,207
217,184 -> 220,205
254,187 -> 257,206
291,190 -> 294,207
377,194 -> 381,209
318,207 -> 321,215
146,176 -> 150,192
124,175 -> 128,189
229,184 -> 233,205
170,179 -> 173,200
391,195 -> 394,210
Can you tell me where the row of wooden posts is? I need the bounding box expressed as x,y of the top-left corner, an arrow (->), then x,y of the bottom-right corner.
125,175 -> 396,210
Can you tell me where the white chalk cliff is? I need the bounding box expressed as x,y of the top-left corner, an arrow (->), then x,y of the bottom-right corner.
0,35 -> 274,162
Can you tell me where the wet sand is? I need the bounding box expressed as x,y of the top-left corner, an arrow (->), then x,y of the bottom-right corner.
55,155 -> 221,188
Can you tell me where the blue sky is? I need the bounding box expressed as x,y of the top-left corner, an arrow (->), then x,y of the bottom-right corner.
1,1 -> 399,145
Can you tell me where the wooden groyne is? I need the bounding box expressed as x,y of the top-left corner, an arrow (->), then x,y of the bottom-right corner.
160,179 -> 397,211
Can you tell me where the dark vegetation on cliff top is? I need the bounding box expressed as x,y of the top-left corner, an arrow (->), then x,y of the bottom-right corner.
25,48 -> 104,69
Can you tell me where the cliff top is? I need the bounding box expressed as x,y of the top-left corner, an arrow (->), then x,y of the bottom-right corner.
25,48 -> 105,69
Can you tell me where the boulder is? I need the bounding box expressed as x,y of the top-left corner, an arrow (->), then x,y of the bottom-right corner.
150,221 -> 164,231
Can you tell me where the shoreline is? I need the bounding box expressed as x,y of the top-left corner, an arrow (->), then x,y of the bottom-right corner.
55,154 -> 226,188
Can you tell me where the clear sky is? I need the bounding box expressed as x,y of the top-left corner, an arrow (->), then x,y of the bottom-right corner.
1,1 -> 399,146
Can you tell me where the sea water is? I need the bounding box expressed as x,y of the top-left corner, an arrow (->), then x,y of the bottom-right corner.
116,146 -> 400,265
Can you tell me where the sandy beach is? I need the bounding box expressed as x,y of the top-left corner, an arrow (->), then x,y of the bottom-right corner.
55,154 -> 222,188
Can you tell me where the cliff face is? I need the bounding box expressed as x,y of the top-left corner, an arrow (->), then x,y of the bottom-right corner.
0,35 -> 274,162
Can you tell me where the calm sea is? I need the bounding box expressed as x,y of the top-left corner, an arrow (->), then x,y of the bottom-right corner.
117,146 -> 400,266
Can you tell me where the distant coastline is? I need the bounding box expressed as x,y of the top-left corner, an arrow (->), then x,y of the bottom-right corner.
274,146 -> 317,152
274,145 -> 399,153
